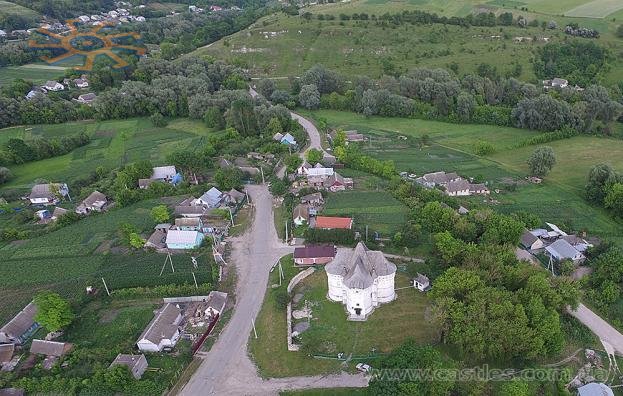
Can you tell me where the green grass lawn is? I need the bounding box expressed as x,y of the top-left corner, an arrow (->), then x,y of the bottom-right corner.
0,0 -> 39,20
249,255 -> 342,377
250,253 -> 437,377
0,117 -> 216,190
301,110 -> 623,246
0,198 -> 214,324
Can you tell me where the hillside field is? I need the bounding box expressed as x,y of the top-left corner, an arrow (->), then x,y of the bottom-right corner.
0,117 -> 216,190
0,64 -> 68,86
309,0 -> 623,18
194,13 -> 623,85
0,0 -> 39,20
300,110 -> 623,246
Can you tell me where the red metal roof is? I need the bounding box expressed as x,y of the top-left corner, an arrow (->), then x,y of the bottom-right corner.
294,245 -> 336,259
314,216 -> 353,229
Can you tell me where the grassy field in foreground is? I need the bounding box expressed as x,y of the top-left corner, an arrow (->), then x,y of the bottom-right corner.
249,255 -> 342,378
301,110 -> 623,246
0,0 -> 39,20
250,252 -> 437,377
0,117 -> 216,190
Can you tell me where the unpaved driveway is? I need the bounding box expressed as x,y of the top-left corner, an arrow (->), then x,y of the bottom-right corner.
568,303 -> 623,356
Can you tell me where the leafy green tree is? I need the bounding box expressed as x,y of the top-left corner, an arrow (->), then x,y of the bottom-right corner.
150,112 -> 167,127
586,163 -> 619,205
34,291 -> 74,332
527,146 -> 556,177
150,205 -> 170,223
203,107 -> 225,129
616,24 -> 623,38
498,379 -> 532,395
284,154 -> 302,173
266,117 -> 283,136
214,168 -> 243,190
128,233 -> 145,249
0,167 -> 12,184
226,98 -> 257,136
605,183 -> 623,217
456,92 -> 476,122
368,340 -> 456,396
306,148 -> 323,164
298,84 -> 321,110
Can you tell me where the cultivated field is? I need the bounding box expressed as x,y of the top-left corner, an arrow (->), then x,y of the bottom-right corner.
0,64 -> 67,86
301,110 -> 623,246
0,0 -> 39,20
0,198 -> 215,324
323,173 -> 408,236
564,0 -> 623,18
0,117 -> 216,190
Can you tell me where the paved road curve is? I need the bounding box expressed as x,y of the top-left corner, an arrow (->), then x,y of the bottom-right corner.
569,303 -> 623,356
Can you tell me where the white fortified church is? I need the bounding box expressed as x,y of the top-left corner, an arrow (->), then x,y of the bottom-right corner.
325,242 -> 396,320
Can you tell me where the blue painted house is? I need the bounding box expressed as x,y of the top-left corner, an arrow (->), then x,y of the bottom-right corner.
280,133 -> 297,146
165,230 -> 204,250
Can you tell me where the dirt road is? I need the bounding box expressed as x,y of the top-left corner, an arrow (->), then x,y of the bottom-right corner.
179,185 -> 367,395
568,303 -> 623,356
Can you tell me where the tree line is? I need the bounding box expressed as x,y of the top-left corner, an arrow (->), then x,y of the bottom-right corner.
291,64 -> 622,135
0,133 -> 90,168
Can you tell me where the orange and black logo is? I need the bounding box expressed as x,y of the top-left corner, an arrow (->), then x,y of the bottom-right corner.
28,19 -> 145,71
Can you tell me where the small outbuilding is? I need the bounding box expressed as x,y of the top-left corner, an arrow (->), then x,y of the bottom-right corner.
109,354 -> 148,379
413,273 -> 430,292
294,245 -> 336,266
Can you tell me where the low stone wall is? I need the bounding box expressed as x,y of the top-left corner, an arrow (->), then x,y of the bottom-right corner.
287,267 -> 316,351
287,267 -> 315,294
163,296 -> 210,303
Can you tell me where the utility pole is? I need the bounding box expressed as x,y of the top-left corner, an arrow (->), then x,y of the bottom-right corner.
252,319 -> 258,339
365,225 -> 368,242
228,206 -> 234,226
192,272 -> 198,289
285,221 -> 288,243
101,277 -> 110,296
261,166 -> 265,184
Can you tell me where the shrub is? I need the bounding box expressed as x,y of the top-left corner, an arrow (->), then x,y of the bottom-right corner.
474,140 -> 495,155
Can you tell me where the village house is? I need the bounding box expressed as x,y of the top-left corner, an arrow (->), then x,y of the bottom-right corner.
43,81 -> 64,92
223,188 -> 245,205
520,230 -> 545,251
28,183 -> 69,205
325,242 -> 396,320
293,204 -> 310,226
109,354 -> 148,379
577,383 -> 614,396
413,273 -> 430,292
196,187 -> 224,208
165,230 -> 204,250
145,229 -> 167,250
545,239 -> 585,264
26,87 -> 46,100
543,78 -> 568,89
174,217 -> 203,231
0,302 -> 40,345
75,190 -> 108,214
305,164 -> 334,178
137,303 -> 183,352
280,133 -> 297,146
323,172 -> 353,192
314,216 -> 353,230
30,340 -> 72,357
76,93 -> 96,105
51,207 -> 68,221
445,179 -> 471,196
296,161 -> 312,176
73,76 -> 89,88
139,166 -> 180,188
294,245 -> 336,266
416,171 -> 460,188
301,192 -> 324,206
174,205 -> 210,218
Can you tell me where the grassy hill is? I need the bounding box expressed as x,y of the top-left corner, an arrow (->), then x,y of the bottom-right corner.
0,0 -> 40,21
0,117 -> 216,190
193,12 -> 623,84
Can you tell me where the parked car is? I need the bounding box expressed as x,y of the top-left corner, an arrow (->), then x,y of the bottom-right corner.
356,363 -> 372,373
